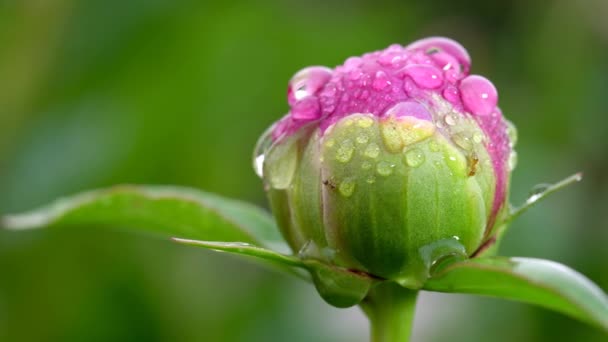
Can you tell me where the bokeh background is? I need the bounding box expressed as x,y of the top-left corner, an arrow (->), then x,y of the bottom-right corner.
1,0 -> 607,341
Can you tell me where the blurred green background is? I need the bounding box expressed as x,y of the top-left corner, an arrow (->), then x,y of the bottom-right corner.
1,0 -> 607,341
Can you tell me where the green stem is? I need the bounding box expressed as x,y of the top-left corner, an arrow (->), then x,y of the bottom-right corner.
360,282 -> 419,342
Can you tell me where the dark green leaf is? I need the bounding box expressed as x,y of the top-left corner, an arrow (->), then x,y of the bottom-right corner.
424,257 -> 608,332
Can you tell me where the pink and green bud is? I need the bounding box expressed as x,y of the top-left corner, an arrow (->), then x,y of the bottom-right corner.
254,37 -> 516,303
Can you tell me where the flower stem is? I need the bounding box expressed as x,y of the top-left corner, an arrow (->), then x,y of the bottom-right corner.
360,282 -> 419,342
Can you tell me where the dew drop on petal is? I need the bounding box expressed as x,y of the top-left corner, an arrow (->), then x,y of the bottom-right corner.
356,134 -> 369,144
336,139 -> 355,163
364,142 -> 380,159
376,161 -> 395,176
339,178 -> 356,197
404,148 -> 425,167
384,101 -> 432,121
442,86 -> 460,104
405,37 -> 471,73
402,65 -> 443,89
459,75 -> 498,116
452,133 -> 473,151
508,151 -> 518,171
253,124 -> 275,178
287,66 -> 333,105
372,70 -> 392,90
291,96 -> 321,121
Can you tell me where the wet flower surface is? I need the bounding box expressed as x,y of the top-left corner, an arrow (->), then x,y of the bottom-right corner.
255,37 -> 517,289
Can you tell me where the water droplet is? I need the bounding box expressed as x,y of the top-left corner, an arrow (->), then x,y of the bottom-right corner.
402,64 -> 443,89
357,116 -> 374,128
339,178 -> 356,197
405,37 -> 471,73
459,75 -> 498,116
265,135 -> 299,189
404,148 -> 425,167
506,120 -> 518,147
384,101 -> 432,121
288,66 -> 333,105
253,124 -> 275,178
526,184 -> 551,204
254,155 -> 265,178
336,140 -> 355,163
376,161 -> 395,176
366,175 -> 376,184
372,70 -> 391,90
364,143 -> 380,159
419,237 -> 467,276
473,132 -> 484,144
452,133 -> 473,151
291,96 -> 321,121
444,113 -> 458,126
298,240 -> 319,259
356,134 -> 369,144
508,151 -> 518,171
429,139 -> 440,152
361,161 -> 372,170
442,86 -> 460,104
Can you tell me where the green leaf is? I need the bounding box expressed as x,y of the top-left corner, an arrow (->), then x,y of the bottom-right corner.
506,172 -> 582,225
171,238 -> 309,280
424,257 -> 608,332
2,185 -> 287,251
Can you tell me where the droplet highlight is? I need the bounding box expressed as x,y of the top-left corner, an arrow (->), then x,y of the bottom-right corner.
404,148 -> 425,167
376,161 -> 395,176
459,75 -> 498,116
339,178 -> 356,197
336,140 -> 355,163
364,143 -> 380,159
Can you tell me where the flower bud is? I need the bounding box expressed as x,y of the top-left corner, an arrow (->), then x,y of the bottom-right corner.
254,37 -> 516,302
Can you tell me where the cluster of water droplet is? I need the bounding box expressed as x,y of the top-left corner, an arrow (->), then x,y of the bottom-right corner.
254,36 -> 517,241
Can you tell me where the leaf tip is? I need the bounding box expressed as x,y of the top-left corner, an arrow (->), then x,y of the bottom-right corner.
1,213 -> 44,231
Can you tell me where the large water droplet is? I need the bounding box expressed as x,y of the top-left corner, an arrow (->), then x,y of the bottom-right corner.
376,161 -> 395,176
442,86 -> 460,104
526,183 -> 551,205
265,134 -> 299,189
405,37 -> 471,73
372,70 -> 391,90
336,139 -> 355,163
291,96 -> 322,121
452,133 -> 473,151
419,237 -> 467,276
508,151 -> 518,171
356,134 -> 369,144
253,124 -> 275,178
404,148 -> 425,167
364,142 -> 380,159
339,178 -> 356,197
401,65 -> 443,89
444,113 -> 458,126
384,101 -> 432,121
459,75 -> 498,116
288,67 -> 333,106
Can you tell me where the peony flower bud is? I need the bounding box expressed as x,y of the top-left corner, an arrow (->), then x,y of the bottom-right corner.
254,37 -> 516,303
